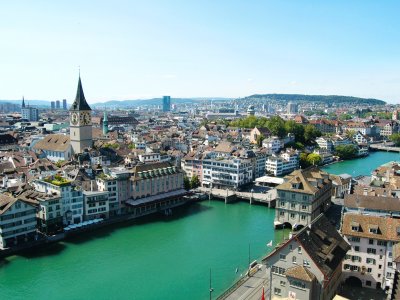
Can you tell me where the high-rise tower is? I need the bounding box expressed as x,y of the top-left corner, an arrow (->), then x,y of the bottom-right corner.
103,111 -> 109,135
69,76 -> 92,154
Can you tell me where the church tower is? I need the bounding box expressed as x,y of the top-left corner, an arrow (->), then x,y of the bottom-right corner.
103,111 -> 109,136
69,76 -> 92,154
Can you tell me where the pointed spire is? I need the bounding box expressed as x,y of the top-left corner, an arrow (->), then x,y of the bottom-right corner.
22,96 -> 25,108
69,75 -> 92,111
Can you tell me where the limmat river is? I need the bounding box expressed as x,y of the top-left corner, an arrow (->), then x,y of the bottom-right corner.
0,201 -> 288,300
1,151 -> 398,300
322,151 -> 400,177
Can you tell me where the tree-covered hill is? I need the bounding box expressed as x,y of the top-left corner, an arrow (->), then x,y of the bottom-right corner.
244,94 -> 386,105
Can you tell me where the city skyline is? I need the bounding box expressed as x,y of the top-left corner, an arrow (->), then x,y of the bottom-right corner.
1,1 -> 399,103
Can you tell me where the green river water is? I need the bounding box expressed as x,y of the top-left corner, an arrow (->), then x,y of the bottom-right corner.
1,151 -> 399,300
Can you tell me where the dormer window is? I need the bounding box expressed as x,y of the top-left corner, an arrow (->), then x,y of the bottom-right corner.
369,225 -> 378,234
351,222 -> 360,232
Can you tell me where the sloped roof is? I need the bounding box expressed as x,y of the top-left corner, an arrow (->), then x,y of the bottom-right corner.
296,214 -> 350,278
341,213 -> 400,242
277,166 -> 330,195
33,134 -> 70,152
69,76 -> 92,111
285,265 -> 316,282
344,194 -> 400,212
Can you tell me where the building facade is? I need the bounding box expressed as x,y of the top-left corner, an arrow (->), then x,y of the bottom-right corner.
274,167 -> 332,229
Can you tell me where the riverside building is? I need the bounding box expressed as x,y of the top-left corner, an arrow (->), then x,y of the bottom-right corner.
274,167 -> 332,229
263,214 -> 350,300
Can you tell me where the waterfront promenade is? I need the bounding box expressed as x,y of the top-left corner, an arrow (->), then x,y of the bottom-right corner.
218,264 -> 269,300
196,187 -> 277,207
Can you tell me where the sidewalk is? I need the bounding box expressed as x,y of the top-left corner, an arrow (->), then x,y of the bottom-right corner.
220,264 -> 269,300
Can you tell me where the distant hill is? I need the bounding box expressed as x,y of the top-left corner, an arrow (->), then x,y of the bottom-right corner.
91,97 -> 231,108
0,100 -> 52,107
244,94 -> 386,105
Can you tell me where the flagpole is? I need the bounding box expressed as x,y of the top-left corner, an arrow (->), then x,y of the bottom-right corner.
209,268 -> 213,300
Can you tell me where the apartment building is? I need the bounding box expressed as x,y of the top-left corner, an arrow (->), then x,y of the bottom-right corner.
0,195 -> 37,249
262,136 -> 283,154
275,167 -> 332,229
83,191 -> 110,220
341,213 -> 400,295
266,150 -> 299,177
202,157 -> 253,189
34,176 -> 84,225
263,214 -> 350,300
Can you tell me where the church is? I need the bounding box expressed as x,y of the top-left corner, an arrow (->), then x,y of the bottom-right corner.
69,76 -> 93,154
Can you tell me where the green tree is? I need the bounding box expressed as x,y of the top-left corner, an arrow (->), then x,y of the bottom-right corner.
285,120 -> 305,143
183,176 -> 191,190
306,153 -> 322,166
190,175 -> 201,189
299,152 -> 309,168
390,133 -> 400,146
334,144 -> 358,160
256,134 -> 265,147
339,113 -> 352,121
266,116 -> 286,137
304,124 -> 322,145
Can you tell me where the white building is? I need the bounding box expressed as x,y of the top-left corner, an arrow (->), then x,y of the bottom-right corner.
266,150 -> 299,177
316,137 -> 334,152
34,177 -> 84,225
202,157 -> 253,189
83,191 -> 109,220
0,195 -> 37,249
32,134 -> 72,162
262,136 -> 283,154
138,153 -> 161,163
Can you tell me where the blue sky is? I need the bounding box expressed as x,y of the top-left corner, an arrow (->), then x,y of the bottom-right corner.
0,1 -> 399,103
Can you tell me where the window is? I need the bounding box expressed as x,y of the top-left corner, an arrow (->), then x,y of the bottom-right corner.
290,213 -> 295,219
292,256 -> 297,263
303,260 -> 310,267
377,241 -> 387,246
389,252 -> 393,258
291,194 -> 295,199
387,272 -> 392,279
274,288 -> 281,296
351,226 -> 359,232
271,266 -> 286,275
279,211 -> 284,216
280,281 -> 286,286
298,247 -> 302,254
351,237 -> 360,242
367,248 -> 376,254
379,265 -> 382,269
291,203 -> 296,209
350,265 -> 360,272
344,264 -> 350,270
366,281 -> 371,287
290,280 -> 306,289
354,246 -> 360,252
366,258 -> 376,265
367,268 -> 372,273
369,239 -> 374,245
280,201 -> 285,207
280,254 -> 286,260
369,228 -> 378,234
388,262 -> 393,268
301,205 -> 307,210
301,215 -> 306,221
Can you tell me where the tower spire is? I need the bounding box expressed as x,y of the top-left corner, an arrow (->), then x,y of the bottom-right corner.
22,96 -> 25,108
69,75 -> 91,111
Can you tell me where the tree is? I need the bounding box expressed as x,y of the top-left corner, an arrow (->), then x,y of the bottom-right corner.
266,116 -> 286,138
344,130 -> 356,140
256,134 -> 265,147
299,152 -> 310,168
334,144 -> 358,160
190,175 -> 200,189
183,176 -> 191,190
285,120 -> 305,143
306,153 -> 322,166
304,124 -> 322,145
390,133 -> 400,146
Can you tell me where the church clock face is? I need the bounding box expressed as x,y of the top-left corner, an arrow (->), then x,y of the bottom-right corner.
71,112 -> 78,125
82,112 -> 91,125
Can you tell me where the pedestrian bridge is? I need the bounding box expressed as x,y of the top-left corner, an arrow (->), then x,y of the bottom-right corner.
196,187 -> 277,207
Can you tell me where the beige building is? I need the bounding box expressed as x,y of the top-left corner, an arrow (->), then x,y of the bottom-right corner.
263,214 -> 350,300
275,167 -> 332,229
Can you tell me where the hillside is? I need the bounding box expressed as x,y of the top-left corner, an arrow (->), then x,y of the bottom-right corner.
244,94 -> 386,105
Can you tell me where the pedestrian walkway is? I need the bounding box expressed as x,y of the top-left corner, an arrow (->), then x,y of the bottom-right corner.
220,264 -> 269,300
